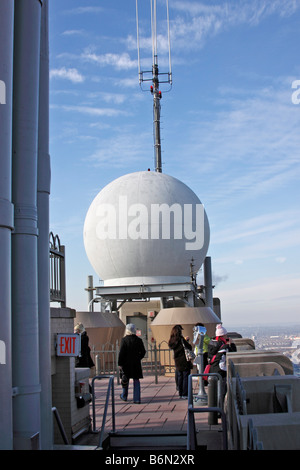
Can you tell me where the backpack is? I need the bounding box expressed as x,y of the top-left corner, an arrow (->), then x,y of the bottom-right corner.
203,340 -> 227,380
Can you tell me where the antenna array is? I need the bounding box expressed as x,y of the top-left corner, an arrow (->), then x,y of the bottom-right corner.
136,0 -> 172,173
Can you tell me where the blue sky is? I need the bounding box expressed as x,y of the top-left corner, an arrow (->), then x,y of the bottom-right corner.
49,0 -> 300,326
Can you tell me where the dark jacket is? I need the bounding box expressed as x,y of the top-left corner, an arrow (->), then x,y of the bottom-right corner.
76,332 -> 95,368
207,338 -> 236,377
118,334 -> 146,379
169,337 -> 193,372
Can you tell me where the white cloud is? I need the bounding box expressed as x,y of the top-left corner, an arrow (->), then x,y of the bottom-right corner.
276,257 -> 287,263
50,104 -> 127,118
213,210 -> 300,245
114,77 -> 139,88
99,93 -> 126,105
62,29 -> 85,36
210,208 -> 300,270
84,91 -> 127,105
50,67 -> 85,83
63,7 -> 104,15
172,81 -> 300,208
167,0 -> 300,52
81,50 -> 137,70
85,130 -> 151,168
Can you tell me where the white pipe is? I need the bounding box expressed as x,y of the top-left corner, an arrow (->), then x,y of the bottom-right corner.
11,0 -> 42,449
37,0 -> 52,449
0,0 -> 14,450
87,275 -> 94,308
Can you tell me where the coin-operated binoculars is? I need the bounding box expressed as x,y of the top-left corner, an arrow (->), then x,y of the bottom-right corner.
192,325 -> 208,404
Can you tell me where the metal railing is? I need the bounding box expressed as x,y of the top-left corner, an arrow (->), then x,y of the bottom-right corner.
91,375 -> 116,449
187,373 -> 228,450
52,406 -> 69,445
91,340 -> 176,384
49,232 -> 66,307
92,342 -> 120,379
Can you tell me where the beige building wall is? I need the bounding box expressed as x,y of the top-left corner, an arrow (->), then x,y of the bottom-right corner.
118,300 -> 161,345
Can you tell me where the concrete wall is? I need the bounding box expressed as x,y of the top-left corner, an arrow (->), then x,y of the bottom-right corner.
227,350 -> 294,377
227,355 -> 300,450
51,307 -> 91,444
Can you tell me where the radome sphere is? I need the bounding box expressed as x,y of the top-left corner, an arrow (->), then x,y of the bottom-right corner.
83,171 -> 210,286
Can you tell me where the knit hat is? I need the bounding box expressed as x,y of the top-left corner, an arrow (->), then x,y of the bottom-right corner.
126,323 -> 136,335
215,323 -> 227,337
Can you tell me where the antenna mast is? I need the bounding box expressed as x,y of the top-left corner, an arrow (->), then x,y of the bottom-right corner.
136,0 -> 172,173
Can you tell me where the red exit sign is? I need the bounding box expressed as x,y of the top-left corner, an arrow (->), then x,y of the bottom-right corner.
56,334 -> 80,357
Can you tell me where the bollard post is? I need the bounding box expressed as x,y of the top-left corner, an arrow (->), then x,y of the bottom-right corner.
96,354 -> 100,376
116,340 -> 120,385
207,376 -> 218,425
154,340 -> 158,384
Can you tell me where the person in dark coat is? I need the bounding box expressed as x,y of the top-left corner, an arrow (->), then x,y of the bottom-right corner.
118,323 -> 146,404
74,323 -> 95,368
168,324 -> 193,399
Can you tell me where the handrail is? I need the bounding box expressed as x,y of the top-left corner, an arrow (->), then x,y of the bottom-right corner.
187,373 -> 228,450
52,406 -> 69,445
91,375 -> 116,449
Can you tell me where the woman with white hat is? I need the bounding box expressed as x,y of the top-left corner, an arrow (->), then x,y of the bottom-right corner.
207,324 -> 236,380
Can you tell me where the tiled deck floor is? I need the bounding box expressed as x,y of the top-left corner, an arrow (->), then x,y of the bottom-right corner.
76,374 -> 224,449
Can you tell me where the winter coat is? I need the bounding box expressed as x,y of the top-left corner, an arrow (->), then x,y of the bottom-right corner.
76,332 -> 95,368
169,337 -> 193,372
207,338 -> 236,377
118,334 -> 146,379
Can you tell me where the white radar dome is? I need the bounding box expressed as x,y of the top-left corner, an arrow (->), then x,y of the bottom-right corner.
83,171 -> 210,286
